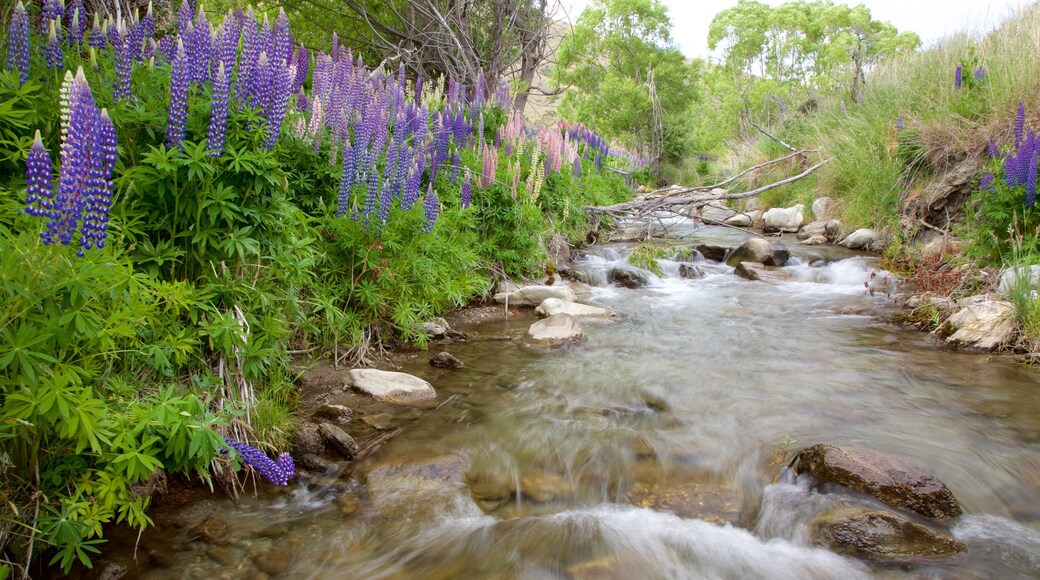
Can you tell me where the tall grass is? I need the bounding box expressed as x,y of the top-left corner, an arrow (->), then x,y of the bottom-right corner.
751,3 -> 1040,231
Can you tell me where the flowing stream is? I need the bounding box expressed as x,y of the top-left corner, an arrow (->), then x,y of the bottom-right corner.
98,227 -> 1040,579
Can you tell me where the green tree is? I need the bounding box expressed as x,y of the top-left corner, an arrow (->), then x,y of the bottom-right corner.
553,0 -> 698,170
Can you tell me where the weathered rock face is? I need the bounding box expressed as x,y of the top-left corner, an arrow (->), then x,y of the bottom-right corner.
349,369 -> 437,403
725,238 -> 789,267
945,297 -> 1017,351
795,444 -> 962,518
526,314 -> 584,345
762,204 -> 805,233
797,220 -> 842,241
319,423 -> 360,459
430,351 -> 465,369
801,235 -> 828,246
608,267 -> 652,288
535,298 -> 616,320
840,228 -> 879,250
678,264 -> 706,279
493,285 -> 577,306
291,423 -> 325,457
812,507 -> 966,557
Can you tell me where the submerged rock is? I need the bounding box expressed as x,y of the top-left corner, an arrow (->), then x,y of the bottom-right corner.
626,480 -> 739,525
678,264 -> 706,279
762,204 -> 805,233
526,314 -> 584,345
349,368 -> 437,403
734,262 -> 792,283
319,423 -> 360,459
812,507 -> 966,557
493,285 -> 577,306
366,453 -> 467,492
430,351 -> 465,369
945,297 -> 1017,351
725,238 -> 789,267
519,471 -> 576,502
795,444 -> 962,518
535,298 -> 616,320
608,267 -> 652,289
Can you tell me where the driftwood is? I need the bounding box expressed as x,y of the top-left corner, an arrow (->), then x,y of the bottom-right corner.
586,151 -> 831,220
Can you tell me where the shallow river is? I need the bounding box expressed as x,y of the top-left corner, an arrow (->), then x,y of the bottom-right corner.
100,228 -> 1040,579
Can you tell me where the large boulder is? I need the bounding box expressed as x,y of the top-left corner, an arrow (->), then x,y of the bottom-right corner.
725,237 -> 790,267
526,314 -> 584,345
997,265 -> 1040,295
724,210 -> 761,228
945,297 -> 1017,351
762,204 -> 805,233
694,244 -> 730,263
535,298 -> 616,320
812,507 -> 966,557
839,229 -> 879,250
349,369 -> 437,403
795,444 -> 962,518
608,267 -> 652,288
797,220 -> 842,242
493,285 -> 577,306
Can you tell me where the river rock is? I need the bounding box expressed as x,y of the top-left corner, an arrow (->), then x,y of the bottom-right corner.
812,507 -> 966,557
608,267 -> 652,288
694,244 -> 729,262
679,264 -> 706,279
795,444 -> 962,518
762,204 -> 805,233
945,298 -> 1017,351
430,351 -> 465,369
734,262 -> 791,283
801,235 -> 828,246
700,201 -> 738,224
291,423 -> 325,457
494,285 -> 577,306
362,413 -> 394,430
366,453 -> 467,492
526,314 -> 584,345
797,220 -> 842,241
192,516 -> 231,546
319,423 -> 360,459
997,265 -> 1040,295
626,480 -> 739,525
840,228 -> 879,250
725,238 -> 789,267
311,404 -> 352,424
519,471 -> 576,502
422,317 -> 450,339
535,298 -> 616,320
298,453 -> 334,472
349,368 -> 437,403
812,197 -> 834,219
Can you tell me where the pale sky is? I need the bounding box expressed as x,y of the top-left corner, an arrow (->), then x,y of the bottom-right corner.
559,0 -> 1039,59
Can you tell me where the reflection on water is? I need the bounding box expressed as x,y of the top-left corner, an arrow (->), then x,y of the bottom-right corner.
104,231 -> 1040,579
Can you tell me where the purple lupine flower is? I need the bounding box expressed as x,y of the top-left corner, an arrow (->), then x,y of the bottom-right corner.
377,178 -> 392,223
954,64 -> 962,89
402,161 -> 421,210
293,44 -> 308,94
1029,154 -> 1039,208
224,438 -> 293,486
988,138 -> 999,159
572,156 -> 582,178
263,61 -> 293,149
238,8 -> 261,106
337,140 -> 354,217
41,0 -> 63,33
214,19 -> 237,78
973,67 -> 986,81
6,2 -> 30,86
330,31 -> 339,62
136,4 -> 156,60
112,21 -> 134,102
896,116 -> 903,131
166,40 -> 191,149
449,150 -> 461,184
979,171 -> 994,192
88,13 -> 105,50
67,5 -> 84,47
207,62 -> 231,156
269,8 -> 292,66
190,8 -> 212,84
362,166 -> 380,225
177,0 -> 193,38
1015,100 -> 1026,147
276,453 -> 295,480
24,131 -> 56,220
45,20 -> 63,70
422,186 -> 439,233
460,171 -> 471,209
79,108 -> 118,252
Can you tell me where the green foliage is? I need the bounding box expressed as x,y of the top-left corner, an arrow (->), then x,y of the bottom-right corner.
627,243 -> 669,277
554,0 -> 698,167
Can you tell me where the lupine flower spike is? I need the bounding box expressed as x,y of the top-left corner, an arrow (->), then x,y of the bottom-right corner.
6,2 -> 31,86
224,438 -> 295,486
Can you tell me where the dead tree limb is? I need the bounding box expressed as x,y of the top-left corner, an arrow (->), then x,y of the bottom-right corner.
744,101 -> 799,153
